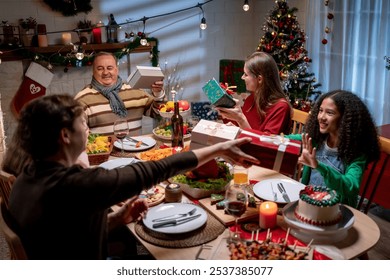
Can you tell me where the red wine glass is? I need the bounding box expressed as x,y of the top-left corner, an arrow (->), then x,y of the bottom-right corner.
225,183 -> 248,241
114,119 -> 129,156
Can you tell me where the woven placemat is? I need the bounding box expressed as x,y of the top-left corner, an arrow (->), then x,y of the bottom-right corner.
135,211 -> 226,248
110,148 -> 137,158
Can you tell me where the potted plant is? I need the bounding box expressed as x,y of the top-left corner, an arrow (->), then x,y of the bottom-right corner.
19,17 -> 37,46
77,19 -> 92,44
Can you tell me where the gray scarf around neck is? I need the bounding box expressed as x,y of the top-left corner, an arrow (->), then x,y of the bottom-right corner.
91,76 -> 128,117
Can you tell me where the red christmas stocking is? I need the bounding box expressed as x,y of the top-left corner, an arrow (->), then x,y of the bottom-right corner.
11,62 -> 54,116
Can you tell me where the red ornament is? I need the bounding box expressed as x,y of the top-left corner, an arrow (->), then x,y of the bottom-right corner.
137,31 -> 143,37
322,38 -> 328,45
304,56 -> 310,62
327,13 -> 334,20
290,34 -> 295,40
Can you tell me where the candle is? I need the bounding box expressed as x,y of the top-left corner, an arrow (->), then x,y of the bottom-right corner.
62,32 -> 72,45
259,201 -> 278,229
92,26 -> 102,44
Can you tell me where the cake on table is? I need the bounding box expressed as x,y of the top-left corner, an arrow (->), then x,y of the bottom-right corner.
294,185 -> 342,226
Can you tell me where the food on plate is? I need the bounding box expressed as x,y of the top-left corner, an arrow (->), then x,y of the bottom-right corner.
139,148 -> 174,161
294,185 -> 341,226
139,185 -> 165,206
135,141 -> 142,148
171,160 -> 232,191
210,193 -> 225,205
86,134 -> 111,154
228,239 -> 310,260
154,121 -> 190,138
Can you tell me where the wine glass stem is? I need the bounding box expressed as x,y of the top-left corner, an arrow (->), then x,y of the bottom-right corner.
121,140 -> 124,156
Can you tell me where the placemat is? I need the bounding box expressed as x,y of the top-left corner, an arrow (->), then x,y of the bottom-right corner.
110,148 -> 137,158
134,210 -> 226,248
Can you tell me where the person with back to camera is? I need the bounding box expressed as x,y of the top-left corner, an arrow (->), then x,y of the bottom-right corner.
74,51 -> 165,136
8,94 -> 260,260
286,90 -> 380,207
216,51 -> 292,135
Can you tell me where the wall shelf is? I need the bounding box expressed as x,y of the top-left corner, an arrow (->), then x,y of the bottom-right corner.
0,42 -> 155,61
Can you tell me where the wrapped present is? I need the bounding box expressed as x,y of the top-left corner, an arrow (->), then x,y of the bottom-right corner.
238,129 -> 301,176
190,119 -> 241,150
202,78 -> 236,108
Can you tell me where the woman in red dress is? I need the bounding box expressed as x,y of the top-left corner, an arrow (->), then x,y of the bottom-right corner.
217,52 -> 291,135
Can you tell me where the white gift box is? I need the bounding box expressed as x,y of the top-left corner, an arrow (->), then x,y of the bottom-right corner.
190,119 -> 241,150
127,66 -> 164,89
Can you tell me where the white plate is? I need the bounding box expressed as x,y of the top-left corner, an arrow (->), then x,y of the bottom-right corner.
253,178 -> 305,203
113,136 -> 156,152
143,203 -> 207,234
282,201 -> 355,244
98,158 -> 140,169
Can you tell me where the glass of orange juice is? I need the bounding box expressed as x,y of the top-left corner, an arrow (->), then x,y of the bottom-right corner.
233,165 -> 249,185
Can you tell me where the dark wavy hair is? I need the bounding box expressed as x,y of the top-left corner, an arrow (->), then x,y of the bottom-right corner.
16,94 -> 84,160
304,90 -> 380,165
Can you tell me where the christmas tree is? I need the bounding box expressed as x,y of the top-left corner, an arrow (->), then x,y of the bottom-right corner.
256,0 -> 321,112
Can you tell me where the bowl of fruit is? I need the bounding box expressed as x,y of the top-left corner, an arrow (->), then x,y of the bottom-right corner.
158,100 -> 191,119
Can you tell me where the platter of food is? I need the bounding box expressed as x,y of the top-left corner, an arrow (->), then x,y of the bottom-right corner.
152,127 -> 191,141
170,160 -> 232,199
139,185 -> 165,207
86,134 -> 113,165
113,136 -> 156,152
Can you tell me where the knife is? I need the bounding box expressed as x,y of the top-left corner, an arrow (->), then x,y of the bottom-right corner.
125,136 -> 149,147
152,214 -> 201,228
277,183 -> 291,203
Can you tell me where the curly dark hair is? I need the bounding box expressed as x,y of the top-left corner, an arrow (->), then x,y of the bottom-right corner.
16,94 -> 84,160
304,90 -> 380,165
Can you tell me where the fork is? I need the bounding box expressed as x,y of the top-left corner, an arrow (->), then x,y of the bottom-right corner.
277,183 -> 291,202
270,182 -> 278,201
152,207 -> 197,222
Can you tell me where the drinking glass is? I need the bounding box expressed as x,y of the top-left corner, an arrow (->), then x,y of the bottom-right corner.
225,182 -> 248,241
233,165 -> 249,186
113,119 -> 129,156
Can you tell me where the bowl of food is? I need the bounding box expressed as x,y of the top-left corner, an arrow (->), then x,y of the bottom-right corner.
153,121 -> 191,141
86,134 -> 113,165
170,159 -> 232,199
158,100 -> 191,119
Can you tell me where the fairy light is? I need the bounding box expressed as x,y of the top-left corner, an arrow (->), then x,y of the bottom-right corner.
243,0 -> 250,11
199,5 -> 207,30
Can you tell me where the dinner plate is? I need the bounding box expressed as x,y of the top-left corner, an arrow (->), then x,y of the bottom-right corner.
98,157 -> 140,169
253,178 -> 305,203
113,136 -> 156,152
282,201 -> 355,244
143,203 -> 207,234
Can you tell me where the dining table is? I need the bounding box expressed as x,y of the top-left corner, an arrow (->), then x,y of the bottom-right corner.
106,133 -> 381,260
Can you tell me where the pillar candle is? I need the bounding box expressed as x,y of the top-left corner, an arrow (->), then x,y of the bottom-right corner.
92,27 -> 102,44
259,201 -> 278,229
62,32 -> 72,45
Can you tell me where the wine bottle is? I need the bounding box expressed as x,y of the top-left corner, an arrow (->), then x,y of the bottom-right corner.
171,101 -> 184,148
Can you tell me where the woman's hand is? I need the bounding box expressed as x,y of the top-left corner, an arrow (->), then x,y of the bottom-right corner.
215,100 -> 250,129
298,133 -> 318,168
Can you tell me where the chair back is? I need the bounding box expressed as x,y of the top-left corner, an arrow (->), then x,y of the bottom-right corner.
290,109 -> 309,180
0,197 -> 28,259
291,108 -> 309,134
357,136 -> 390,213
0,170 -> 15,209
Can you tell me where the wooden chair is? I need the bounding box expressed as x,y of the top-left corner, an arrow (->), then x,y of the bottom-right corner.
0,197 -> 28,259
291,109 -> 309,181
0,170 -> 15,210
357,136 -> 390,214
291,108 -> 309,134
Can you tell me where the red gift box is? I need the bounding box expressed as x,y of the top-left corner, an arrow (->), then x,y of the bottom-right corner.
238,129 -> 301,176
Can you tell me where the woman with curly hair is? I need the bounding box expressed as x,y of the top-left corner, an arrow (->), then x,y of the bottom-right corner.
217,51 -> 292,135
287,90 -> 380,207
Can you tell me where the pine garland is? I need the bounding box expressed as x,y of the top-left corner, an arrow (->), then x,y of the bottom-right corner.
43,0 -> 93,17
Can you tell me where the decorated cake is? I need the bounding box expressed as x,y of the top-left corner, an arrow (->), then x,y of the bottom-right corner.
294,186 -> 341,226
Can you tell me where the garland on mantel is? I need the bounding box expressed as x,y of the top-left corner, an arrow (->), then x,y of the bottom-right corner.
17,37 -> 159,71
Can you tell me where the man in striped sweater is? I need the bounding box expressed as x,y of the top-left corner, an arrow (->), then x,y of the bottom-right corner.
75,52 -> 165,136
